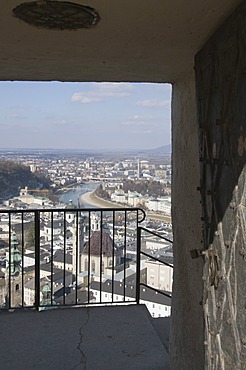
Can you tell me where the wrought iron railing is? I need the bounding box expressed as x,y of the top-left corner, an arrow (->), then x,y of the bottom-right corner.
0,207 -> 172,311
136,227 -> 173,302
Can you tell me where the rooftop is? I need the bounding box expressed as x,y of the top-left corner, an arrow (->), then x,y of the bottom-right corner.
91,280 -> 172,306
83,230 -> 117,257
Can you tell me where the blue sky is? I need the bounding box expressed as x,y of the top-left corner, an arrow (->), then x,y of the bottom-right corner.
0,82 -> 171,150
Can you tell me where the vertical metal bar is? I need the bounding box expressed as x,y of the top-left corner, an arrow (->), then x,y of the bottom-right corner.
63,211 -> 66,306
8,212 -> 11,309
88,211 -> 91,304
34,211 -> 40,310
112,211 -> 115,303
21,212 -> 24,307
75,211 -> 79,305
99,211 -> 103,303
136,216 -> 141,305
123,210 -> 127,301
51,211 -> 54,306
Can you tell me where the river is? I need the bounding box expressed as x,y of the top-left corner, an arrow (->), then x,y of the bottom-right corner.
59,183 -> 99,207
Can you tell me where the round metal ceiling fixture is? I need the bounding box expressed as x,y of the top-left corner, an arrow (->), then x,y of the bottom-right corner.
13,1 -> 100,30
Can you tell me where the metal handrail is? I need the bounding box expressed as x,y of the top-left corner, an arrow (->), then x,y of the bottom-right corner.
140,283 -> 172,299
0,207 -> 146,310
0,207 -> 173,311
141,250 -> 173,268
136,224 -> 173,303
138,226 -> 173,244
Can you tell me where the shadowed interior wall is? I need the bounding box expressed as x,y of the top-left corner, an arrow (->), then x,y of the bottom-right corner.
195,2 -> 246,368
170,72 -> 204,369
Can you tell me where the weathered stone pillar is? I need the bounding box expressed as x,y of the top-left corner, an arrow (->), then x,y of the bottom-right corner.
195,2 -> 246,368
170,72 -> 204,369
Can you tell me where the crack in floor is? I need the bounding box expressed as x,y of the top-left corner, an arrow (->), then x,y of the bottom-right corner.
70,308 -> 90,370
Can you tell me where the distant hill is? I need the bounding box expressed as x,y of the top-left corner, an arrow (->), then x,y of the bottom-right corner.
144,144 -> 171,154
0,145 -> 172,156
157,144 -> 171,153
0,160 -> 51,200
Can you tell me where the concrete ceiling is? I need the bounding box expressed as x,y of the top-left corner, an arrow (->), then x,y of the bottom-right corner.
0,0 -> 242,83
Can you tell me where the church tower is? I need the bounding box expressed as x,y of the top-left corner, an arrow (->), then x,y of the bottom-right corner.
91,212 -> 100,231
72,213 -> 86,274
40,281 -> 52,306
5,231 -> 22,308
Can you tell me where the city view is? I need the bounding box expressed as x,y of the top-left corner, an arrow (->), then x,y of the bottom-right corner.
0,3 -> 242,369
0,82 -> 172,318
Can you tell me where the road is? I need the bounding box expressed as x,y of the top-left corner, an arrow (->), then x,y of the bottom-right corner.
80,191 -> 172,224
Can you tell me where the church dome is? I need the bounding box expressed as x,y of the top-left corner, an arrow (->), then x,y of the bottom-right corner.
83,230 -> 117,257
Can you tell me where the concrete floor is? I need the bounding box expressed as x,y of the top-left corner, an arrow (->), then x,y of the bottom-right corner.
0,304 -> 169,370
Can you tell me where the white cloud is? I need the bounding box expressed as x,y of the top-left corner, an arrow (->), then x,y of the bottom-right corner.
122,121 -> 146,126
136,99 -> 170,107
9,110 -> 28,120
97,82 -> 133,97
71,83 -> 133,104
121,115 -> 147,126
53,119 -> 68,126
71,92 -> 102,104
